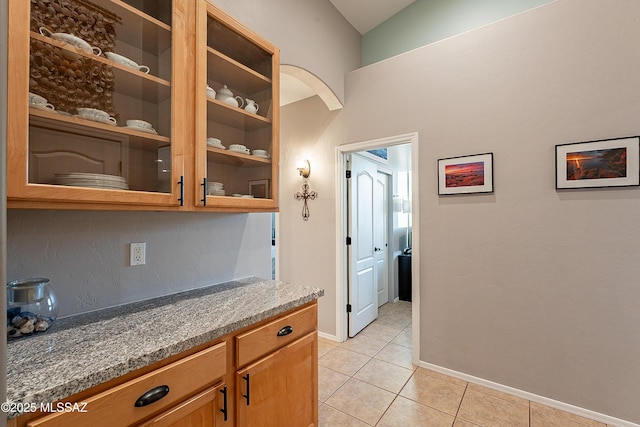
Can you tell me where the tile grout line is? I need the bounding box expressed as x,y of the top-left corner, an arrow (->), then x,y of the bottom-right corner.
453,382 -> 470,426
319,303 -> 413,425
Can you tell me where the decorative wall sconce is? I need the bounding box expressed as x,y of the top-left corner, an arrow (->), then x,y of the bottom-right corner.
294,159 -> 317,221
296,159 -> 310,179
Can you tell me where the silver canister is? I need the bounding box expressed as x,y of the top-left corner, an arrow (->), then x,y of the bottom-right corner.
7,278 -> 48,304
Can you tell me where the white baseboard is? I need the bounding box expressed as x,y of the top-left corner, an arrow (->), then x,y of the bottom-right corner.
419,361 -> 639,427
317,331 -> 339,342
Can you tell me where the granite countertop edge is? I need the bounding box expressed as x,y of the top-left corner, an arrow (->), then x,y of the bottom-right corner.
6,277 -> 324,419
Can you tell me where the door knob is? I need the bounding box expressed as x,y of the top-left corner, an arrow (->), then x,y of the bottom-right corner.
374,247 -> 381,252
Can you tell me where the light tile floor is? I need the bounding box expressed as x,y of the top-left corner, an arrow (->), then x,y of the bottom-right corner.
318,301 -> 614,427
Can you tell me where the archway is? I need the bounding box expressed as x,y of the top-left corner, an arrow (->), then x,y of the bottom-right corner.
280,65 -> 343,111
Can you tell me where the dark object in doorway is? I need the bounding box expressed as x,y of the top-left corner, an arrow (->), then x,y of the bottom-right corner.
398,254 -> 412,302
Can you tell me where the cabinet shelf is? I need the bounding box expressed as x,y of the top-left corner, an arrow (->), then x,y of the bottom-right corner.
206,147 -> 271,168
207,47 -> 271,94
31,32 -> 171,104
30,108 -> 170,151
205,14 -> 272,78
206,98 -> 271,131
92,0 -> 172,55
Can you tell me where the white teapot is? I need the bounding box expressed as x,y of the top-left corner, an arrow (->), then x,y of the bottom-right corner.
206,84 -> 216,99
244,99 -> 259,114
215,85 -> 244,108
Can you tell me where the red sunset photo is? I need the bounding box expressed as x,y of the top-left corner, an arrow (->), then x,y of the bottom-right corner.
566,148 -> 627,180
445,161 -> 485,187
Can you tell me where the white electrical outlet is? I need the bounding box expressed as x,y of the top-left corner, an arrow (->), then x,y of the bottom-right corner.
130,243 -> 146,266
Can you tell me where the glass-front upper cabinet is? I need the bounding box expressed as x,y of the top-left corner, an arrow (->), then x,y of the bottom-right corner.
195,1 -> 280,211
7,0 -> 190,208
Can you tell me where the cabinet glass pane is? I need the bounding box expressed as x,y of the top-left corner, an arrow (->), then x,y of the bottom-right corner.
27,0 -> 173,193
204,13 -> 274,200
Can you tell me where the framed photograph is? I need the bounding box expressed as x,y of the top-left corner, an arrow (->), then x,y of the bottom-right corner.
555,136 -> 640,189
438,153 -> 494,195
249,179 -> 270,198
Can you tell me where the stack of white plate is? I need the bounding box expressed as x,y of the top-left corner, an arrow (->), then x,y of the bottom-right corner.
206,181 -> 225,196
53,173 -> 129,190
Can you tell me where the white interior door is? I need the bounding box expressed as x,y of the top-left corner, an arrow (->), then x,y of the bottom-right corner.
375,171 -> 389,306
347,154 -> 378,337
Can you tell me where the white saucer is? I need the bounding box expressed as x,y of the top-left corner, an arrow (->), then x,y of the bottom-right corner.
229,148 -> 250,154
124,125 -> 158,134
29,103 -> 55,111
252,154 -> 270,159
75,114 -> 117,126
207,142 -> 226,149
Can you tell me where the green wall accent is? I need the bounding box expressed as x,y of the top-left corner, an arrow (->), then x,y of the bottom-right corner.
362,0 -> 553,66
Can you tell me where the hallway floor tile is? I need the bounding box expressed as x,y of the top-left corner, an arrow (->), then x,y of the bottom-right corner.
318,301 -> 613,427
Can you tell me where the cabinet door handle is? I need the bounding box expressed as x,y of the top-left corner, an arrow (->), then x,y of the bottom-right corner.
201,177 -> 207,206
220,385 -> 228,421
178,176 -> 184,206
242,374 -> 250,405
277,325 -> 293,336
134,385 -> 170,407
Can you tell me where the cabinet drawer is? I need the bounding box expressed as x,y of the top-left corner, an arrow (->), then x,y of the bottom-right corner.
27,342 -> 226,427
236,304 -> 317,367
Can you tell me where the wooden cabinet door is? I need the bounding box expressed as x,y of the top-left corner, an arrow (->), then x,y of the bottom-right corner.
7,0 -> 191,209
194,0 -> 280,212
236,333 -> 317,427
138,383 -> 228,427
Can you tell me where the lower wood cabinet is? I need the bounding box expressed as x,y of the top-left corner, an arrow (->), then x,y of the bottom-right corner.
24,342 -> 227,427
9,302 -> 318,427
236,333 -> 317,427
139,383 -> 227,427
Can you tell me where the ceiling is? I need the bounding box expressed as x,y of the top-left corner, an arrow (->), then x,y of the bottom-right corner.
329,0 -> 415,35
281,0 -> 415,107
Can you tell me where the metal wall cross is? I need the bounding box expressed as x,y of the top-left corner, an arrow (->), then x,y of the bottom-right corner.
294,181 -> 318,221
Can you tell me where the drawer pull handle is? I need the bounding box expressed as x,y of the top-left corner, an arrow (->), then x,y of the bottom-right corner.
134,385 -> 170,407
242,374 -> 250,405
277,325 -> 293,336
220,386 -> 228,421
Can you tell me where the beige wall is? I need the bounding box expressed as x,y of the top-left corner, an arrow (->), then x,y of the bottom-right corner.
340,0 -> 640,422
279,96 -> 345,334
277,0 -> 640,422
7,211 -> 272,317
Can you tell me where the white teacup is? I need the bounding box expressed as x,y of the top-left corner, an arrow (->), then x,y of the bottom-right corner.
39,27 -> 101,56
207,181 -> 223,189
252,149 -> 268,157
126,119 -> 153,129
206,85 -> 216,99
229,144 -> 247,152
77,107 -> 109,119
105,52 -> 150,74
207,137 -> 222,145
28,93 -> 55,110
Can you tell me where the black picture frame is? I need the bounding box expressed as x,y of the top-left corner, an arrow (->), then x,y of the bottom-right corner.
555,136 -> 640,189
438,152 -> 494,195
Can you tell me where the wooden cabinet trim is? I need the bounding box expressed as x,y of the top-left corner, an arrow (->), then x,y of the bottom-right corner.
236,304 -> 317,368
25,342 -> 226,427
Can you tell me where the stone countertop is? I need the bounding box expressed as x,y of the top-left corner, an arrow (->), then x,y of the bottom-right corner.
6,277 -> 324,418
